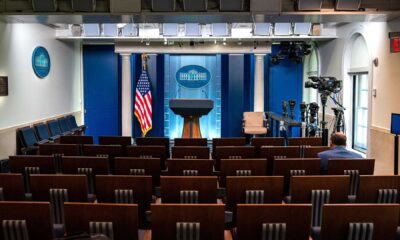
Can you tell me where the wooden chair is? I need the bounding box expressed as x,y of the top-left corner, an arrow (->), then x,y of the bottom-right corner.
166,159 -> 214,176
214,146 -> 255,171
303,146 -> 330,158
135,137 -> 170,158
327,159 -> 375,197
147,204 -> 226,240
171,146 -> 210,159
114,157 -> 161,187
62,156 -> 110,194
220,159 -> 267,187
82,145 -> 123,173
290,176 -> 350,227
126,146 -> 167,170
64,202 -> 139,240
236,204 -> 312,240
160,176 -> 218,203
272,158 -> 321,195
287,137 -> 323,146
99,136 -> 132,146
95,175 -> 152,226
212,138 -> 246,159
9,155 -> 56,174
60,135 -> 93,145
259,146 -> 301,174
30,174 -> 88,224
174,138 -> 208,146
0,201 -> 53,240
0,174 -> 25,201
251,137 -> 285,157
38,143 -> 80,156
319,204 -> 399,240
357,175 -> 400,203
226,176 -> 284,212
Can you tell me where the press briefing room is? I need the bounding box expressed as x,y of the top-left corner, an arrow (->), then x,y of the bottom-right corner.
1,0 -> 400,239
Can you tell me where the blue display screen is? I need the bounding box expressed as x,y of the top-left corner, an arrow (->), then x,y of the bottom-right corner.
391,113 -> 400,135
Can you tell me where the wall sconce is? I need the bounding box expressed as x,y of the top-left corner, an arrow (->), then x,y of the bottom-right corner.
0,77 -> 8,96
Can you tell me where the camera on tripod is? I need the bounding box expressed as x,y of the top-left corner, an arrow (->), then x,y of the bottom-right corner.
305,76 -> 343,94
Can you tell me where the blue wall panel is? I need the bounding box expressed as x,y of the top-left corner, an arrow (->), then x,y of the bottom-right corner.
83,45 -> 120,143
267,45 -> 304,136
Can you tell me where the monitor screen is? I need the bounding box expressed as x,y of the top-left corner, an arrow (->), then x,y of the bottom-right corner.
391,113 -> 400,134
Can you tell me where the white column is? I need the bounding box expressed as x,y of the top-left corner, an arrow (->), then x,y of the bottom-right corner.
254,54 -> 265,112
121,53 -> 132,136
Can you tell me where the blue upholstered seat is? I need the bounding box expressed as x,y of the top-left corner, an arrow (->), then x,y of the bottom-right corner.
18,127 -> 42,154
47,120 -> 63,137
58,118 -> 72,135
66,115 -> 86,133
34,123 -> 51,141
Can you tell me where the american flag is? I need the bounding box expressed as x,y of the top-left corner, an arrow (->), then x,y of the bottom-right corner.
134,69 -> 152,136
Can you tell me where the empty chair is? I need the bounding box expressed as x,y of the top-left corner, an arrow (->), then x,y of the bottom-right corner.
171,146 -> 210,159
39,144 -> 80,156
17,127 -> 42,155
64,202 -> 139,240
357,175 -> 400,203
148,204 -> 226,240
214,146 -> 255,170
327,159 -> 375,197
220,159 -> 267,187
174,138 -> 208,146
226,176 -> 284,213
319,204 -> 399,240
82,145 -> 123,173
212,137 -> 246,159
62,156 -> 109,194
288,137 -> 323,146
166,159 -> 214,176
303,146 -> 330,158
30,174 -> 88,225
251,137 -> 285,157
273,158 -> 321,195
58,117 -> 73,135
160,176 -> 218,203
47,119 -> 65,138
95,175 -> 152,226
243,112 -> 268,136
0,174 -> 25,201
9,155 -> 56,193
135,137 -> 170,158
60,135 -> 94,145
99,136 -> 132,146
39,144 -> 80,173
34,122 -> 53,141
289,176 -> 350,227
114,157 -> 161,187
236,204 -> 312,240
126,145 -> 167,169
66,115 -> 86,133
0,202 -> 53,240
259,146 -> 301,174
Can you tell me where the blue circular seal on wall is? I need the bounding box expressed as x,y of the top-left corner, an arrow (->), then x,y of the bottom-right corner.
32,46 -> 51,78
176,65 -> 211,89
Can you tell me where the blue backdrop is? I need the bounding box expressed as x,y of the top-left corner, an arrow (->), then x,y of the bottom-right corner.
164,55 -> 222,139
82,47 -> 304,139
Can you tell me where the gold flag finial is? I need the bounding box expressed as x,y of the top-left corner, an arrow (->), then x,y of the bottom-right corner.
142,54 -> 149,71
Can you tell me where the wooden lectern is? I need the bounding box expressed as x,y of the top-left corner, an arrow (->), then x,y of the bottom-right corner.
169,99 -> 214,138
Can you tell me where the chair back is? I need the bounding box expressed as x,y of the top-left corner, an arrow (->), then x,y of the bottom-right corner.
174,138 -> 208,146
34,123 -> 51,141
167,159 -> 214,176
244,112 -> 264,127
0,174 -> 25,201
114,157 -> 160,186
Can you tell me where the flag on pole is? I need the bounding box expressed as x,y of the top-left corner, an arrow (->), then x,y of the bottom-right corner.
134,67 -> 152,136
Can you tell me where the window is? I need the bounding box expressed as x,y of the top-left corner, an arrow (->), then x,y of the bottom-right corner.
352,74 -> 369,153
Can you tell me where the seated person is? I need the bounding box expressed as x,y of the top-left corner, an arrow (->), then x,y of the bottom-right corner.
318,132 -> 363,174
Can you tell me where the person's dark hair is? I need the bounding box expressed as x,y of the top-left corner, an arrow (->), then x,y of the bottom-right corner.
330,132 -> 347,146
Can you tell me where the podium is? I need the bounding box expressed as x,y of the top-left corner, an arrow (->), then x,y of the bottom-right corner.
169,99 -> 214,138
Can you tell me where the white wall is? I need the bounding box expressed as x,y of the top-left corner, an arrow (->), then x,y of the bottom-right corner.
318,19 -> 400,174
0,23 -> 82,159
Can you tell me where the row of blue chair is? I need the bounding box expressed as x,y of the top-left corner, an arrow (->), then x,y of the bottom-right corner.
17,115 -> 85,155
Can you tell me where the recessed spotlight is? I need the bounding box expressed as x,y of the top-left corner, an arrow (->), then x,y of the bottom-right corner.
146,42 -> 150,46
223,41 -> 227,46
